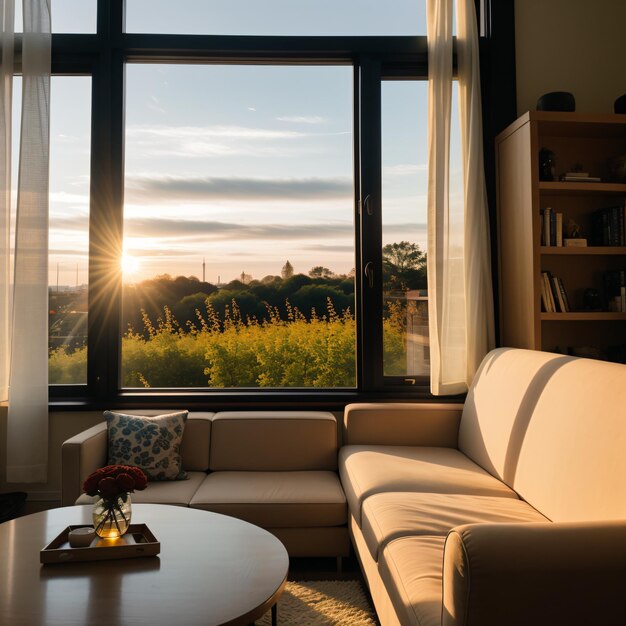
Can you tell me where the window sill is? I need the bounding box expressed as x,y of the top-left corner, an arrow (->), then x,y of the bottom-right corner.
48,387 -> 465,412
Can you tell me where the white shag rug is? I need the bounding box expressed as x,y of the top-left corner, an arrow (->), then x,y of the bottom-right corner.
256,580 -> 378,625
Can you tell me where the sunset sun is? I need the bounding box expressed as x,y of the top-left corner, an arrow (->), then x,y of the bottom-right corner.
121,253 -> 141,276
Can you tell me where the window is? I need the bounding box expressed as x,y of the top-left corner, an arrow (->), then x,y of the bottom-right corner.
381,81 -> 462,382
121,64 -> 355,388
48,77 -> 92,385
44,0 -> 500,405
381,81 -> 429,378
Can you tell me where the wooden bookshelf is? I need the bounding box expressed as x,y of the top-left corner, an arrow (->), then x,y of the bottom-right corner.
496,111 -> 626,360
540,246 -> 626,255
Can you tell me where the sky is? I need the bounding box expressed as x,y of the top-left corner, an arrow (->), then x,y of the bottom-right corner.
38,1 -> 462,287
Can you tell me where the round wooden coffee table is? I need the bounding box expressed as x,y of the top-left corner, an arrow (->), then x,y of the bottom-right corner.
0,504 -> 288,625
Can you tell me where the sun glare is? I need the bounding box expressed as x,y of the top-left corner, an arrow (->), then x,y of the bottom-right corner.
121,253 -> 141,276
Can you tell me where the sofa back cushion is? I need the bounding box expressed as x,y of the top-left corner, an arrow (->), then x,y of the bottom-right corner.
210,411 -> 338,471
459,348 -> 626,522
343,403 -> 463,446
180,413 -> 213,471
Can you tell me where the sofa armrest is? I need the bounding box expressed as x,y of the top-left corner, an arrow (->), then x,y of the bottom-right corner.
343,402 -> 464,446
61,422 -> 107,506
443,521 -> 626,626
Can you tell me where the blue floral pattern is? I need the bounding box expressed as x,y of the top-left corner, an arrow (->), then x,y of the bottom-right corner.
104,411 -> 188,481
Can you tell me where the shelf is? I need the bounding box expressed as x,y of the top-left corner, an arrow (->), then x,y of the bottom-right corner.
538,182 -> 626,195
540,246 -> 626,255
497,112 -> 626,352
541,312 -> 626,321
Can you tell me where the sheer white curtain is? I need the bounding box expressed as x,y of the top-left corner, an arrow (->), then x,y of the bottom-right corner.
1,1 -> 15,404
426,0 -> 495,395
4,0 -> 51,483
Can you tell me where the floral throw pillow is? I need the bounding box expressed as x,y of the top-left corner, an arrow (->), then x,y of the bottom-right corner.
104,411 -> 189,481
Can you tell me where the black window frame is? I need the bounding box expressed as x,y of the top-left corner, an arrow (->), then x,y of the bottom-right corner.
48,0 -> 515,410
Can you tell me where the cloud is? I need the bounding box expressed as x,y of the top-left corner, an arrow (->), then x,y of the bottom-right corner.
384,163 -> 428,176
125,175 -> 352,203
49,248 -> 88,256
50,215 -> 89,231
301,244 -> 354,253
383,223 -> 428,242
125,124 -> 310,159
276,115 -> 325,124
127,124 -> 305,141
123,248 -> 199,258
124,218 -> 354,241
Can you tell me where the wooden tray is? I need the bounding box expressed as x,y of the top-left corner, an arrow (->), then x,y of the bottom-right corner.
40,523 -> 160,564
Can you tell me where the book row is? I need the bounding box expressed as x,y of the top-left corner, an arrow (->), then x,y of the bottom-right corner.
592,203 -> 626,246
541,272 -> 569,312
540,199 -> 626,248
540,208 -> 564,247
541,269 -> 626,313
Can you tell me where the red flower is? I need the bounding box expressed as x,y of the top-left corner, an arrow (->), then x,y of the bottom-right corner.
82,465 -> 148,498
128,467 -> 148,491
98,477 -> 119,498
116,472 -> 135,491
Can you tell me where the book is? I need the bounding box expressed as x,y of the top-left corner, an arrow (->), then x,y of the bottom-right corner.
543,207 -> 552,247
556,276 -> 570,312
564,238 -> 587,247
560,175 -> 601,182
555,212 -> 563,246
542,272 -> 557,312
592,205 -> 626,246
548,272 -> 562,312
552,275 -> 566,312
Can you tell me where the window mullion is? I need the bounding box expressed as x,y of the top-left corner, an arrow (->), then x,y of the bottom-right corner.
87,0 -> 125,400
358,57 -> 383,391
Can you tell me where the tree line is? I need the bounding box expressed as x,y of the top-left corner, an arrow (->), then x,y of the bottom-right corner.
121,241 -> 426,337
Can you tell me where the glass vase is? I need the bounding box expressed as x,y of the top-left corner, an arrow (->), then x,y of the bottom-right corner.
92,493 -> 132,538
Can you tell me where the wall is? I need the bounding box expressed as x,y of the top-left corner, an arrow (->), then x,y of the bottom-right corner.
515,0 -> 626,116
0,406 -> 103,513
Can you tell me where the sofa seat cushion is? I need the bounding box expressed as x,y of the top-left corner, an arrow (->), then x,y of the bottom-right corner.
189,470 -> 347,528
75,471 -> 207,507
379,535 -> 446,626
361,492 -> 548,562
339,445 -> 518,525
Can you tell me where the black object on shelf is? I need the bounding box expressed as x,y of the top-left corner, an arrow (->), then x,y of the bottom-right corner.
539,147 -> 556,181
0,492 -> 27,523
537,91 -> 575,112
615,94 -> 626,114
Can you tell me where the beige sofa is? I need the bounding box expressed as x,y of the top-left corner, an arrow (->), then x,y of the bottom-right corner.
62,410 -> 349,559
340,348 -> 626,626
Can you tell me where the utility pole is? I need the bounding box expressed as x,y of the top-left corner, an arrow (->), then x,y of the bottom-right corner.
202,257 -> 206,283
56,263 -> 59,293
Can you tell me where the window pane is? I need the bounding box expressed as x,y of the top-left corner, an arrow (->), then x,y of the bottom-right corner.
16,0 -> 96,33
381,81 -> 462,378
122,64 -> 355,388
125,0 -> 425,35
48,77 -> 92,384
